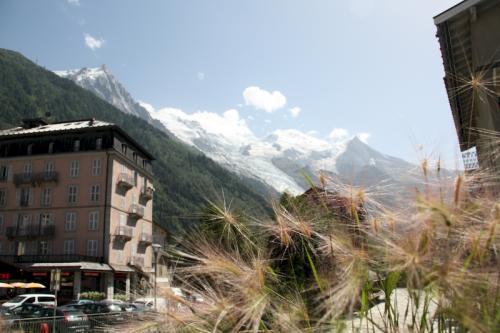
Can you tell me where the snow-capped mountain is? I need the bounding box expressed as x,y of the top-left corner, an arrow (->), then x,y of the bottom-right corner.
55,65 -> 152,121
55,66 -> 419,195
143,106 -> 418,194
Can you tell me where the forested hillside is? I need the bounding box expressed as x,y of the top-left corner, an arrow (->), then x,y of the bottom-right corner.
0,48 -> 272,232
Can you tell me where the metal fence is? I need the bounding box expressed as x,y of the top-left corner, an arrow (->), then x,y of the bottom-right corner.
1,311 -> 159,333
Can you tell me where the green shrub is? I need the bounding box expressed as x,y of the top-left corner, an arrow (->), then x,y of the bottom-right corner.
80,291 -> 106,301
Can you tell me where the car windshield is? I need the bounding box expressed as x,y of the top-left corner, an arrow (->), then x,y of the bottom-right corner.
8,296 -> 26,303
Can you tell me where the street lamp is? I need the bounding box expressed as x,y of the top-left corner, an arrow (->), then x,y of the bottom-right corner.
151,243 -> 162,311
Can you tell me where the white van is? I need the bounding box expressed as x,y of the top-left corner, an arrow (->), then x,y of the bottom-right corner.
1,294 -> 56,309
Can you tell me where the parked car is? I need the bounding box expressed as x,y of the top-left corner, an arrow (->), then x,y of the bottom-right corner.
61,301 -> 116,329
3,304 -> 90,333
1,294 -> 56,309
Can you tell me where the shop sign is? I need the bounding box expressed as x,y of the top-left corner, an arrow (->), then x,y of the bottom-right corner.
0,273 -> 10,279
61,272 -> 72,277
33,272 -> 48,277
83,272 -> 100,277
114,273 -> 126,279
61,282 -> 74,287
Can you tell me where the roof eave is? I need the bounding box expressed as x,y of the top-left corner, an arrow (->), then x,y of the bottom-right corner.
434,0 -> 484,24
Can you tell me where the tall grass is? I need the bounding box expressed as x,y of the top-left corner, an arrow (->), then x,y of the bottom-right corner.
162,161 -> 499,332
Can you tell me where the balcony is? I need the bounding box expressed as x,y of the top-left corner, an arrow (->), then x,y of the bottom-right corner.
117,173 -> 134,190
129,204 -> 144,219
115,225 -> 133,240
140,186 -> 154,201
6,225 -> 56,239
139,232 -> 153,244
13,172 -> 58,187
128,255 -> 145,268
0,254 -> 103,264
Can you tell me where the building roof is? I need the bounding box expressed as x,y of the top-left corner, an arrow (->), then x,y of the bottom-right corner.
434,0 -> 484,24
0,118 -> 155,160
0,119 -> 113,137
434,0 -> 499,152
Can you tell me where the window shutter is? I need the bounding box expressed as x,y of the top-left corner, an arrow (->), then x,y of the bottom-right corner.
29,188 -> 34,206
16,189 -> 20,207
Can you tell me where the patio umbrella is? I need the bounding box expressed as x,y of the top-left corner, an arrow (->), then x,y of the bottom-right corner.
24,282 -> 45,289
10,282 -> 26,288
0,282 -> 13,288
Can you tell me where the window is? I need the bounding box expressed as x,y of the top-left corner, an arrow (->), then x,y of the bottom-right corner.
39,241 -> 50,255
23,163 -> 32,177
89,184 -> 100,202
38,297 -> 54,303
0,165 -> 8,181
0,189 -> 6,207
0,214 -> 3,233
17,241 -> 27,255
91,159 -> 101,176
41,188 -> 52,207
19,188 -> 33,207
142,160 -> 147,169
134,171 -> 138,186
119,213 -> 127,226
121,144 -> 127,155
18,214 -> 31,230
96,138 -> 102,150
67,185 -> 78,204
27,144 -> 33,155
69,160 -> 79,177
44,161 -> 55,177
88,211 -> 99,231
86,240 -> 98,257
73,140 -> 80,152
48,142 -> 54,154
40,213 -> 52,227
63,240 -> 75,255
133,152 -> 138,163
65,212 -> 77,232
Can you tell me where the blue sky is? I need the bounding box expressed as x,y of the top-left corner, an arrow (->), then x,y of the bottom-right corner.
0,0 -> 463,166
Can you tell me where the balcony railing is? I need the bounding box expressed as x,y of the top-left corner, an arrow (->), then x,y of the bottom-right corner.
117,173 -> 134,190
115,225 -> 133,240
139,232 -> 153,244
128,255 -> 145,268
140,186 -> 154,201
13,172 -> 58,186
129,204 -> 145,219
0,254 -> 103,264
6,225 -> 56,239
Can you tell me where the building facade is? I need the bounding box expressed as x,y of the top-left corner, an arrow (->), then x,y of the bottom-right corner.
0,118 -> 156,301
434,0 -> 500,190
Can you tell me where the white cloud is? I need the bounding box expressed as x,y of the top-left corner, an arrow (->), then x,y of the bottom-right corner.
264,119 -> 272,124
67,0 -> 80,6
289,106 -> 301,118
357,132 -> 371,143
307,130 -> 319,136
328,128 -> 349,141
84,33 -> 104,50
243,86 -> 286,113
197,72 -> 205,81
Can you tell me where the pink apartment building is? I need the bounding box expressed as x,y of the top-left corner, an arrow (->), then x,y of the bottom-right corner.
0,118 -> 157,301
